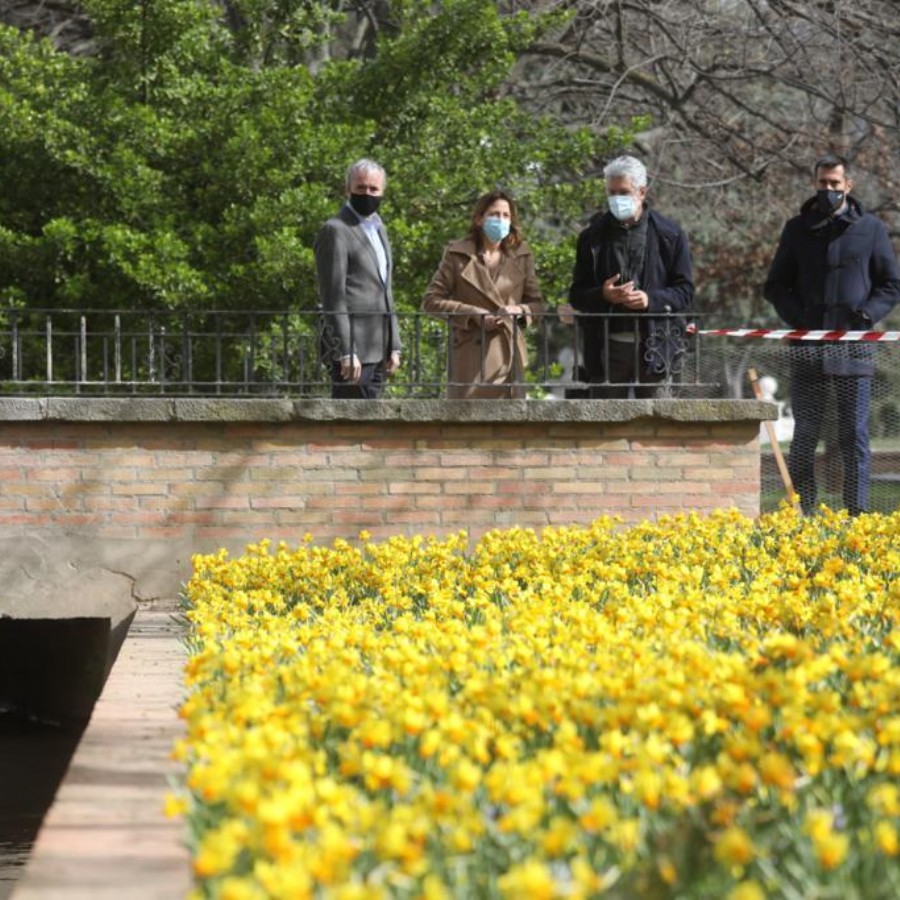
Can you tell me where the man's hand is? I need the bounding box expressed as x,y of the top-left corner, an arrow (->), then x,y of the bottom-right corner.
620,289 -> 649,311
340,354 -> 362,383
602,273 -> 634,305
603,274 -> 649,310
386,351 -> 401,376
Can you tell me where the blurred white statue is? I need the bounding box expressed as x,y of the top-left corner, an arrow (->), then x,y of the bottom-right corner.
757,374 -> 795,443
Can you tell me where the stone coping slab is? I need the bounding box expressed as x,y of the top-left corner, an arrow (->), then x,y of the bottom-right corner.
0,397 -> 776,424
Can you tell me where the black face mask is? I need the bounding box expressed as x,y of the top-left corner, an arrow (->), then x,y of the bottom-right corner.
816,189 -> 845,217
349,193 -> 383,217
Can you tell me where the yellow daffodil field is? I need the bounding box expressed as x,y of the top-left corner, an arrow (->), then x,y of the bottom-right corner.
173,505 -> 900,899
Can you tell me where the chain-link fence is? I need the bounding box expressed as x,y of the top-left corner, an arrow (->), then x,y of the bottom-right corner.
690,335 -> 900,515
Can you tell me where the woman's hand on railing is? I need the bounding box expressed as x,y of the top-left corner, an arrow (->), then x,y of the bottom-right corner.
482,306 -> 530,333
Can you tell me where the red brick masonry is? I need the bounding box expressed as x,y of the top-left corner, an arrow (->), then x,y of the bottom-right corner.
0,398 -> 774,546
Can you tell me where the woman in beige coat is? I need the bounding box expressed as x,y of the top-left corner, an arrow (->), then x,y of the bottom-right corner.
422,189 -> 545,399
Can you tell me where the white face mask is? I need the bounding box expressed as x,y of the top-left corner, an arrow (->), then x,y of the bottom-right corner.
608,194 -> 637,221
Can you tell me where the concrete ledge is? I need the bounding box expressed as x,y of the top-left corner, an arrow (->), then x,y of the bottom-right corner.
0,535 -> 186,616
0,397 -> 777,424
0,535 -> 140,721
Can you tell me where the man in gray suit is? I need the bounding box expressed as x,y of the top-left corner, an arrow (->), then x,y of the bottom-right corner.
315,158 -> 402,398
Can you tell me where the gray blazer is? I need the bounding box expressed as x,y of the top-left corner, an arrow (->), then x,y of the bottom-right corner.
314,206 -> 401,365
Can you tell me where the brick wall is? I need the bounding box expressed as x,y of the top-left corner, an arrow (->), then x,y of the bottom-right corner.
0,398 -> 773,549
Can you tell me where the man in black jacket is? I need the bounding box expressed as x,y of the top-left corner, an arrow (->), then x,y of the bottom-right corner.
567,155 -> 694,398
764,153 -> 900,515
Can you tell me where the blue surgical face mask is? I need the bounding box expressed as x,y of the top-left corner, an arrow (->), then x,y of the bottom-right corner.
482,216 -> 511,243
608,194 -> 637,221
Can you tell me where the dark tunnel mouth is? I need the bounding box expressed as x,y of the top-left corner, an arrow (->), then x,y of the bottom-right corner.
0,613 -> 134,898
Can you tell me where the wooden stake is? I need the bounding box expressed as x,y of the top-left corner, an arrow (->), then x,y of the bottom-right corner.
747,367 -> 800,511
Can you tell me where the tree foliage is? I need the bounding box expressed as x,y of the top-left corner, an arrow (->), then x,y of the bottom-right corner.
510,0 -> 900,323
0,0 -> 629,315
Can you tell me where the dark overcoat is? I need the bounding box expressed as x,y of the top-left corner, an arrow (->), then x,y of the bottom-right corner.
764,195 -> 900,375
568,208 -> 694,383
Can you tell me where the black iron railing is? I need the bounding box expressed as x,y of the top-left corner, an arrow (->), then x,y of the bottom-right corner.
0,307 -> 710,398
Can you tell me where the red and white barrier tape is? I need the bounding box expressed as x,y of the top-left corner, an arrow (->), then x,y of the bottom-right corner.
688,326 -> 900,342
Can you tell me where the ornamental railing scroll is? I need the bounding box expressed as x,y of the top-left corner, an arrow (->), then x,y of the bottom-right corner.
0,307 -> 710,398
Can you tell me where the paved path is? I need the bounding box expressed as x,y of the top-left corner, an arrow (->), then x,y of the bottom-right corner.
13,609 -> 191,899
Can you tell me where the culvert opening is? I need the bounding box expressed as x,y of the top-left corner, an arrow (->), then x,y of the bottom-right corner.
0,614 -> 133,898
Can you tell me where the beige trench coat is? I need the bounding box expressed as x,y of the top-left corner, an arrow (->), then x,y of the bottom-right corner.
422,237 -> 545,399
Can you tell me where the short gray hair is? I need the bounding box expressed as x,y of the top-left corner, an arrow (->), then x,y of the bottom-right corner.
345,158 -> 387,191
603,155 -> 647,190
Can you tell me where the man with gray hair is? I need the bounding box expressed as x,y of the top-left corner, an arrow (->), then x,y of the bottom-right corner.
567,155 -> 694,397
315,158 -> 402,398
